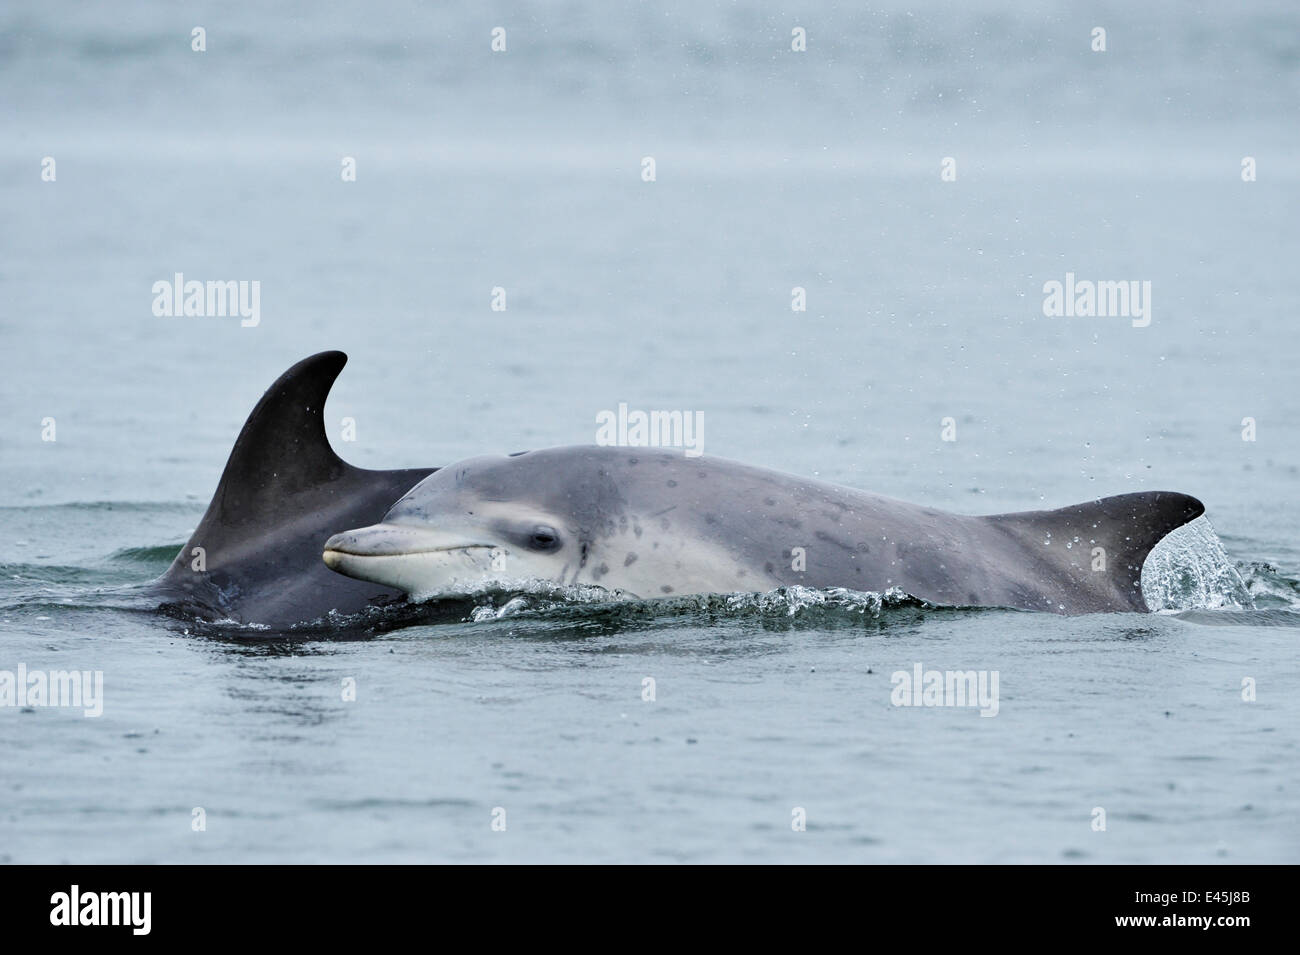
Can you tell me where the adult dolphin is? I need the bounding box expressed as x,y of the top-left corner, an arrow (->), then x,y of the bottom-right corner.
322,446 -> 1205,614
146,352 -> 435,626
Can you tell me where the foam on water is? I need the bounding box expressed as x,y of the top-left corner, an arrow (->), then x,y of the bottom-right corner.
465,583 -> 929,624
1141,516 -> 1255,612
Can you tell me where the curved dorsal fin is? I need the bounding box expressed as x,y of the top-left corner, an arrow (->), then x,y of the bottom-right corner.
987,491 -> 1206,612
212,350 -> 350,526
151,352 -> 436,627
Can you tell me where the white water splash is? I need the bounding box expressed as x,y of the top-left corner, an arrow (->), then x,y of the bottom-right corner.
467,583 -> 924,622
1141,516 -> 1253,612
722,585 -> 920,617
467,581 -> 631,620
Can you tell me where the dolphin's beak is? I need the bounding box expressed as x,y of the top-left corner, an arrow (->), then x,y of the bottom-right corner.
323,523 -> 494,558
323,524 -> 422,559
322,523 -> 496,595
321,548 -> 345,571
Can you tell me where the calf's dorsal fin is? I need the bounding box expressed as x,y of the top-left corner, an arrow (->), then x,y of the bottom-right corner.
985,491 -> 1205,612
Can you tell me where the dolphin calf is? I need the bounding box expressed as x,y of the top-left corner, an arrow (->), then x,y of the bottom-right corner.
146,352 -> 435,626
322,445 -> 1205,614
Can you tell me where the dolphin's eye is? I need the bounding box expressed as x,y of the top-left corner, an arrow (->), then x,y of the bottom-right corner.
527,525 -> 561,551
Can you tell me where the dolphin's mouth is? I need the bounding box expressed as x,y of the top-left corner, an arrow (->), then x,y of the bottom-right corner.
322,542 -> 493,558
322,526 -> 493,560
322,544 -> 493,570
321,524 -> 501,593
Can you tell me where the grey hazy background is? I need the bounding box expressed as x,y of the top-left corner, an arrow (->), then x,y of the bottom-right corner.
1,1 -> 1297,863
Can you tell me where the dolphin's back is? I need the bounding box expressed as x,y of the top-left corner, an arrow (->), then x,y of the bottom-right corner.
522,447 -> 1204,614
748,475 -> 1204,613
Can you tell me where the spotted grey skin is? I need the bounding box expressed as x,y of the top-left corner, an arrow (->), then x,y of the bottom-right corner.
146,352 -> 436,626
323,445 -> 1205,614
